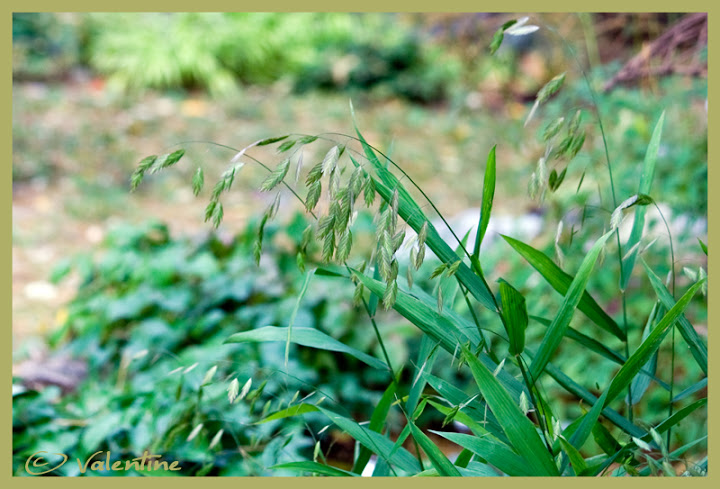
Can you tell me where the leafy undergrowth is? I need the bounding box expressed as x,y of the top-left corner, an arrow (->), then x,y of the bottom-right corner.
14,218 -> 435,475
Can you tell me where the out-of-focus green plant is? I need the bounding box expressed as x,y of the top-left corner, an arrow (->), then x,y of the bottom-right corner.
13,218 -> 410,475
83,12 -> 460,102
12,13 -> 82,79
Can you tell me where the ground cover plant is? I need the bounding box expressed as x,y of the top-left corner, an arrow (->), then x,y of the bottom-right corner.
125,18 -> 708,476
14,219 -> 409,475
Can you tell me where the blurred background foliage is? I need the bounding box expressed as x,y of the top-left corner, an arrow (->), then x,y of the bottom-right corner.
13,12 -> 707,475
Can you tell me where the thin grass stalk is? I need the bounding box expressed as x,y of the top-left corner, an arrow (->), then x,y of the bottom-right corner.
544,26 -> 634,421
516,354 -> 554,452
652,203 -> 677,448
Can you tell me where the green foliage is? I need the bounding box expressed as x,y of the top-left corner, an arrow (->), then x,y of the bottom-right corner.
12,13 -> 82,79
13,219 -> 407,475
293,29 -> 462,104
16,15 -> 707,477
126,90 -> 706,473
78,12 -> 460,102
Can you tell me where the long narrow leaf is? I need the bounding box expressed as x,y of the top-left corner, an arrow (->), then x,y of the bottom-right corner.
286,271 -> 313,367
462,345 -> 559,476
537,358 -> 647,438
532,315 -> 669,390
423,373 -> 508,444
270,461 -> 358,477
630,303 -> 662,405
224,326 -> 387,370
353,269 -> 525,400
529,230 -> 614,381
642,260 -> 707,374
405,336 -> 439,416
473,145 -> 496,258
558,436 -> 588,475
605,279 -> 706,404
316,406 -> 421,474
640,398 -> 707,444
408,422 -> 462,476
620,111 -> 665,290
258,403 -> 319,424
498,279 -> 528,355
353,382 -> 398,474
433,431 -> 535,477
672,378 -> 707,403
502,235 -> 624,340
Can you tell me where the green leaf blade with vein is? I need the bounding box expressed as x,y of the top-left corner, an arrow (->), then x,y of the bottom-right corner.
353,269 -> 524,400
642,260 -> 707,374
461,345 -> 559,476
352,382 -> 398,474
498,279 -> 528,355
604,278 -> 706,405
474,145 -> 496,259
258,403 -> 319,424
316,406 -> 421,474
270,461 -> 358,477
408,422 -> 462,476
529,230 -> 614,381
531,315 -> 669,390
224,326 -> 387,371
536,357 -> 647,438
433,431 -> 535,477
620,111 -> 665,290
502,234 -> 624,340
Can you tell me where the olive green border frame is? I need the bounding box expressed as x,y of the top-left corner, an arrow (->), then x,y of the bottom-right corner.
5,1 -> 715,486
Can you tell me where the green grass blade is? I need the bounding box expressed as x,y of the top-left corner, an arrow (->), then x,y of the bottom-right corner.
592,421 -> 623,456
605,279 -> 706,405
629,303 -> 661,405
538,359 -> 647,438
672,377 -> 707,403
405,336 -> 439,416
461,345 -> 559,476
224,326 -> 387,371
620,111 -> 665,290
353,269 -> 525,401
531,315 -> 669,390
453,449 -> 473,469
316,406 -> 421,474
423,374 -> 508,444
642,260 -> 707,374
502,234 -> 624,340
270,461 -> 358,477
558,436 -> 588,475
408,422 -> 462,476
529,230 -> 614,381
258,403 -> 319,424
638,435 -> 708,476
427,400 -> 492,437
286,271 -> 313,368
433,431 -> 535,476
352,382 -> 398,474
498,279 -> 528,355
645,398 -> 706,442
562,390 -> 609,473
698,238 -> 707,255
473,145 -> 496,259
